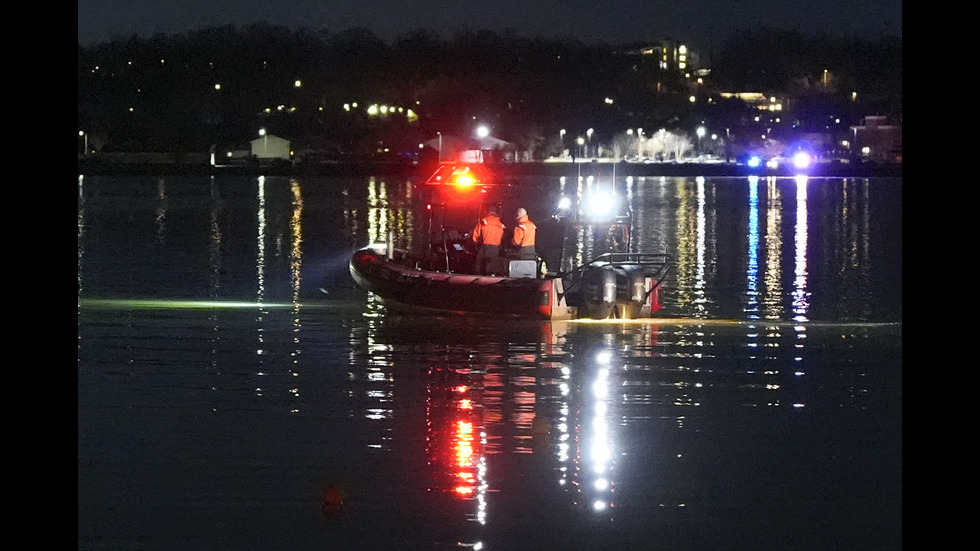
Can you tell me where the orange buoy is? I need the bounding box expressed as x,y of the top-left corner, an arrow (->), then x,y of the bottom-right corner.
322,485 -> 346,517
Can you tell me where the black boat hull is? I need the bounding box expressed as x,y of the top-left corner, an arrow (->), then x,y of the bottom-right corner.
349,246 -> 668,320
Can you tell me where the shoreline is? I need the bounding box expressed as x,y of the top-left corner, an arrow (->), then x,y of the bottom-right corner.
77,158 -> 903,179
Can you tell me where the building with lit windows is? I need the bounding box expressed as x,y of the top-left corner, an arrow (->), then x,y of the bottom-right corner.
634,41 -> 693,72
718,92 -> 786,112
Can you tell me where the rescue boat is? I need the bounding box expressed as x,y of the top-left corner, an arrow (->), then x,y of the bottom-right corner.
349,243 -> 670,320
348,154 -> 671,320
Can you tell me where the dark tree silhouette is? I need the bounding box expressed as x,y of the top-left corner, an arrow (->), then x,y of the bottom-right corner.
78,25 -> 901,156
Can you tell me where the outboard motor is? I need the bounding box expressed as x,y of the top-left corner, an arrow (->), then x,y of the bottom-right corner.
580,264 -> 617,319
617,264 -> 662,319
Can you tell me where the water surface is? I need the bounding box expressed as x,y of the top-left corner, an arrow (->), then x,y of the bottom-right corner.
78,173 -> 902,550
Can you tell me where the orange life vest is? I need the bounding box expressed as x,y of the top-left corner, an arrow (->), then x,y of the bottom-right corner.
472,214 -> 504,246
512,214 -> 536,248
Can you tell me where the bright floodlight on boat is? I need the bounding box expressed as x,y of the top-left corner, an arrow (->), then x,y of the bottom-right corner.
586,191 -> 617,220
475,125 -> 490,138
557,196 -> 572,211
792,150 -> 812,170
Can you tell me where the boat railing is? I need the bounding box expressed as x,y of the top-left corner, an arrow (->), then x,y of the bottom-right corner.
576,252 -> 671,273
558,252 -> 672,301
388,246 -> 435,270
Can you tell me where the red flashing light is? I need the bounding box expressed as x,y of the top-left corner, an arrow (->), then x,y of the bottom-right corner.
453,174 -> 476,186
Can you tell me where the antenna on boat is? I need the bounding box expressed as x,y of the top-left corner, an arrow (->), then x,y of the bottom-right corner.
441,218 -> 451,272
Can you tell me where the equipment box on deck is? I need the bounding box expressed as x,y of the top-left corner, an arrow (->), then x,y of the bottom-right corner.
509,260 -> 537,278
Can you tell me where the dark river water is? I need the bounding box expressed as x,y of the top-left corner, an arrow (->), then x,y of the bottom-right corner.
77,172 -> 902,550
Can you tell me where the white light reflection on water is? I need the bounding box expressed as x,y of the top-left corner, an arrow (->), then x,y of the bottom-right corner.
367,176 -> 389,245
671,176 -> 714,319
763,176 -> 784,321
76,174 -> 901,550
365,175 -> 418,260
693,176 -> 708,317
556,366 -> 571,485
361,176 -> 409,445
586,349 -> 615,514
792,176 -> 810,365
792,175 -> 810,323
631,176 -> 671,266
78,175 -> 86,364
288,179 -> 303,410
255,176 -> 267,396
78,175 -> 86,299
363,337 -> 394,449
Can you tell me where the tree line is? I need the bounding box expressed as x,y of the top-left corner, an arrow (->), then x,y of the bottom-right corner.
78,23 -> 901,157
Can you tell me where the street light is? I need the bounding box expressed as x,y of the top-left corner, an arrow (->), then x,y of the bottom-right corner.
586,128 -> 593,158
79,130 -> 88,156
696,126 -> 706,158
437,131 -> 442,163
258,128 -> 267,156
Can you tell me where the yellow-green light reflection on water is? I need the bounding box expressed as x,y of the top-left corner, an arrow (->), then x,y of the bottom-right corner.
77,299 -> 296,310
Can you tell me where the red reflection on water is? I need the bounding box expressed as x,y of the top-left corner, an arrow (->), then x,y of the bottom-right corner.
426,370 -> 484,502
453,416 -> 477,495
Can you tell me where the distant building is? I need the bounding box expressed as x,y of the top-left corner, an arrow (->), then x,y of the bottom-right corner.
719,92 -> 786,112
635,42 -> 694,72
250,134 -> 291,160
850,116 -> 902,163
617,40 -> 701,75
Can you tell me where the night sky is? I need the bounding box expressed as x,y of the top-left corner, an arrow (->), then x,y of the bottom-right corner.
78,0 -> 902,48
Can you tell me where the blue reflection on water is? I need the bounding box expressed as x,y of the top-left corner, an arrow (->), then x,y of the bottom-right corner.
77,174 -> 901,550
745,175 -> 760,320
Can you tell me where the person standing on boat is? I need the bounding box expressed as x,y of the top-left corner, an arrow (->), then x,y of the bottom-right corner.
511,207 -> 537,260
472,206 -> 505,275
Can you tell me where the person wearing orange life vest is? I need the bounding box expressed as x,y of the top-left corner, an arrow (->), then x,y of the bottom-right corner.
471,206 -> 505,274
511,207 -> 537,260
